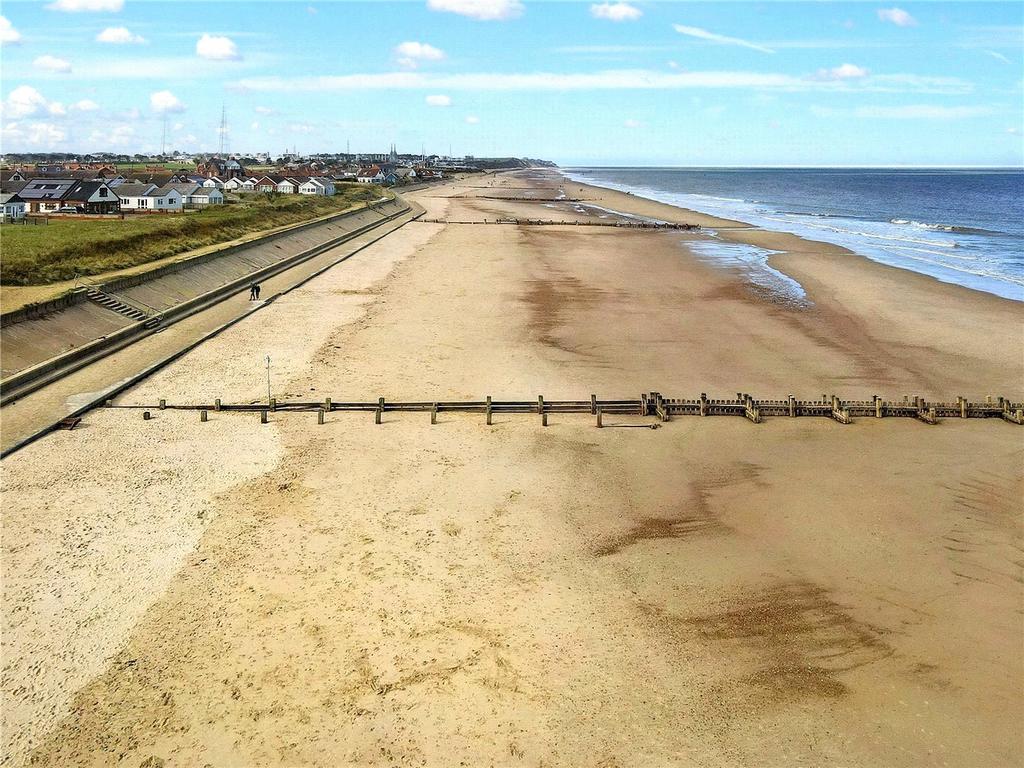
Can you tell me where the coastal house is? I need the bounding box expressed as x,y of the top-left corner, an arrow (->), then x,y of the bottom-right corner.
1,193 -> 27,221
117,183 -> 183,211
222,177 -> 247,191
165,183 -> 224,207
298,177 -> 335,196
17,178 -> 120,213
253,175 -> 280,193
239,177 -> 258,191
202,176 -> 225,189
1,169 -> 27,183
357,165 -> 384,184
197,157 -> 247,180
276,177 -> 302,194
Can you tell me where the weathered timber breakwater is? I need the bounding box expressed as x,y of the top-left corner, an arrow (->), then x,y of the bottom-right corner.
115,392 -> 1023,427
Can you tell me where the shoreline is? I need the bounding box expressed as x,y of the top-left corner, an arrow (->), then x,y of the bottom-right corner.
558,169 -> 1023,305
2,172 -> 1021,767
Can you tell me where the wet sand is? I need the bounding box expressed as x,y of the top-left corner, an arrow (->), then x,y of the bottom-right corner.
2,170 -> 1022,767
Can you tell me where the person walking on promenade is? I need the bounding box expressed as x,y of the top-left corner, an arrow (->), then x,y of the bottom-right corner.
255,283 -> 261,300
249,283 -> 257,301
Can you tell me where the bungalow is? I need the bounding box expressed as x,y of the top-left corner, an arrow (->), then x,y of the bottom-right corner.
383,171 -> 399,186
299,177 -> 335,196
276,177 -> 302,194
166,183 -> 225,207
17,178 -> 120,213
222,177 -> 247,191
392,167 -> 416,183
117,183 -> 183,211
1,193 -> 26,221
357,165 -> 385,184
202,176 -> 225,189
252,175 -> 280,193
239,176 -> 259,191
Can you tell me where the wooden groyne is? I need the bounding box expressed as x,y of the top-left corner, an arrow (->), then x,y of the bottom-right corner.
111,393 -> 1023,427
416,218 -> 699,231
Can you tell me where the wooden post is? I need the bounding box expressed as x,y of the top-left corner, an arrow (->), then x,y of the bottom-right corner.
214,398 -> 221,411
486,396 -> 492,425
159,398 -> 166,410
317,409 -> 325,425
874,395 -> 883,418
537,395 -> 544,414
700,393 -> 708,417
542,412 -> 548,427
374,408 -> 382,425
200,410 -> 208,422
379,396 -> 386,412
143,411 -> 151,420
958,396 -> 967,418
269,397 -> 276,411
324,397 -> 331,411
590,394 -> 597,415
431,403 -> 438,425
596,408 -> 603,428
788,394 -> 796,417
260,410 -> 268,424
104,399 -> 113,407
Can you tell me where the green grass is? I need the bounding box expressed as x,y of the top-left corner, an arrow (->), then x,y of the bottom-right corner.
0,186 -> 384,286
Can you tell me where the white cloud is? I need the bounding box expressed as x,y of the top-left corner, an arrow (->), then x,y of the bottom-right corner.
814,104 -> 994,120
427,0 -> 523,21
72,98 -> 99,110
172,121 -> 184,130
250,121 -> 260,130
1007,126 -> 1019,134
465,115 -> 480,124
623,118 -> 641,128
47,101 -> 67,116
2,121 -> 67,147
0,16 -> 21,45
33,55 -> 72,73
877,8 -> 917,27
426,94 -> 452,106
307,5 -> 317,14
96,26 -> 146,44
856,104 -> 991,119
590,3 -> 642,22
254,105 -> 275,115
46,0 -> 123,11
234,69 -> 970,95
196,33 -> 241,61
984,50 -> 1011,64
288,122 -> 315,134
394,41 -> 445,69
817,63 -> 869,80
1,85 -> 60,118
150,89 -> 185,113
673,24 -> 775,54
90,123 -> 135,147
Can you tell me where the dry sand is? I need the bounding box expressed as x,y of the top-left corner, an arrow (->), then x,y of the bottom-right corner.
2,170 -> 1022,767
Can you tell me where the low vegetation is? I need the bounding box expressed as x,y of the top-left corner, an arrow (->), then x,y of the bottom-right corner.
1,186 -> 384,286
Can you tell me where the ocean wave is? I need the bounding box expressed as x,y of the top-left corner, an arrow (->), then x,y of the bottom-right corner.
760,216 -> 961,248
889,219 -> 1002,236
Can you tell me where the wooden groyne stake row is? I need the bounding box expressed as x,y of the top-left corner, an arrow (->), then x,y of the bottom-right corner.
112,393 -> 1024,427
416,218 -> 699,231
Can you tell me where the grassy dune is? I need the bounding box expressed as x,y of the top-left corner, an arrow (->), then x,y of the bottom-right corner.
1,186 -> 382,286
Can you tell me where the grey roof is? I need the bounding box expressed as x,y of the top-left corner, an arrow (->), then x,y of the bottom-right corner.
116,183 -> 157,197
1,180 -> 27,194
150,184 -> 183,196
165,183 -> 203,195
65,181 -> 113,202
1,193 -> 25,204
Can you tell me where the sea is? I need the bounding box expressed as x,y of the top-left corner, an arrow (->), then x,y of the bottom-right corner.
562,167 -> 1024,302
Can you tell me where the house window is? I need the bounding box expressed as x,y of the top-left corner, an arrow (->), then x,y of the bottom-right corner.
99,188 -> 108,197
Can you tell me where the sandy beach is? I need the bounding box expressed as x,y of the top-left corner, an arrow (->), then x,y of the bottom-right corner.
2,169 -> 1022,766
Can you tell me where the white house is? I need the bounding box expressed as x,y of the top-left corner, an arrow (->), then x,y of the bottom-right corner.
118,183 -> 184,211
222,177 -> 246,191
167,183 -> 224,207
1,193 -> 26,221
357,165 -> 385,184
117,182 -> 157,210
202,176 -> 225,189
299,177 -> 335,196
276,177 -> 301,194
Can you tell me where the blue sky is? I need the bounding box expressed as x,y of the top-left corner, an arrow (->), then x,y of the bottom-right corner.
1,0 -> 1021,165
